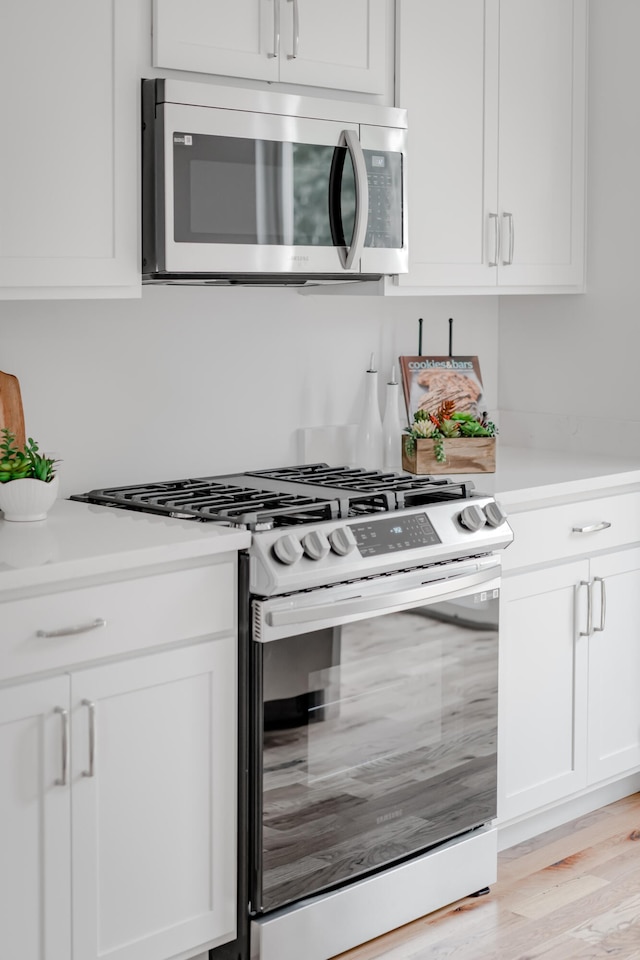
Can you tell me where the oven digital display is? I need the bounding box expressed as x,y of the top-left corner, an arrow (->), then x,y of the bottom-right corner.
351,513 -> 441,557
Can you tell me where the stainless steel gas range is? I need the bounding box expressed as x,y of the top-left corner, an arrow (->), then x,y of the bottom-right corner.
74,464 -> 513,960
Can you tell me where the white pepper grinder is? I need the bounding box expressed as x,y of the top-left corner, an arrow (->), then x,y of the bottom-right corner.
382,364 -> 404,472
355,353 -> 383,469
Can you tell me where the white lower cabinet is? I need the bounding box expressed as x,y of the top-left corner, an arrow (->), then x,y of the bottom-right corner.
587,549 -> 640,784
0,639 -> 237,960
0,676 -> 72,960
499,561 -> 589,821
499,506 -> 640,824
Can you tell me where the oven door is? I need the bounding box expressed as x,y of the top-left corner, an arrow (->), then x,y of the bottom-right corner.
151,102 -> 406,278
250,560 -> 500,915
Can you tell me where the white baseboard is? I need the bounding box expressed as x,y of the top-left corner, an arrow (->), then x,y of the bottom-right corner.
497,772 -> 640,851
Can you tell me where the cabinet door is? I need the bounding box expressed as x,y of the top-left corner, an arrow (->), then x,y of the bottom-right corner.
278,0 -> 387,93
497,0 -> 587,287
153,0 -> 278,81
396,0 -> 499,288
0,676 -> 71,960
0,0 -> 139,298
154,0 -> 386,94
587,549 -> 640,783
71,639 -> 237,960
498,562 -> 589,823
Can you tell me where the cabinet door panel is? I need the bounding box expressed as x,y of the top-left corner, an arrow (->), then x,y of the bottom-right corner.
278,0 -> 386,93
588,550 -> 640,783
497,0 -> 587,286
71,640 -> 237,960
498,563 -> 588,822
0,676 -> 71,960
396,0 -> 499,287
153,0 -> 277,80
0,0 -> 139,294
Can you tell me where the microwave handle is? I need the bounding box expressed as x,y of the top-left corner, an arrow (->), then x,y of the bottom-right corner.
339,129 -> 369,270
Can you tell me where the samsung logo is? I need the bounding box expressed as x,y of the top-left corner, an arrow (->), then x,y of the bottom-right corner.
173,134 -> 193,146
376,809 -> 402,825
291,255 -> 310,263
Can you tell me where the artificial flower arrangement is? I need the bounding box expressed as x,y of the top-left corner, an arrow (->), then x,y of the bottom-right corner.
402,400 -> 497,473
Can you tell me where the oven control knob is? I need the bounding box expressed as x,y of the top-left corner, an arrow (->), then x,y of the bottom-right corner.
329,526 -> 357,556
272,534 -> 303,565
484,501 -> 507,528
301,530 -> 330,561
458,504 -> 486,532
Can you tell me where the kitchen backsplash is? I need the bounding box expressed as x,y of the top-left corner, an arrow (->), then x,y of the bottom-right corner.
0,287 -> 498,496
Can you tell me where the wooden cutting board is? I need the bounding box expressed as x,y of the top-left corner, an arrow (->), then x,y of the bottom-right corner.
0,371 -> 26,450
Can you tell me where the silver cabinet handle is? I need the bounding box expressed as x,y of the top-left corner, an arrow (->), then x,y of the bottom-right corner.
488,213 -> 499,267
269,0 -> 280,58
287,0 -> 299,58
81,700 -> 96,778
571,521 -> 612,535
54,707 -> 69,786
502,212 -> 514,264
593,576 -> 606,633
36,618 -> 106,639
579,580 -> 592,637
338,129 -> 368,270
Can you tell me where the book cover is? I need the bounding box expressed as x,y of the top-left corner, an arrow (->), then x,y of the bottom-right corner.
399,356 -> 485,422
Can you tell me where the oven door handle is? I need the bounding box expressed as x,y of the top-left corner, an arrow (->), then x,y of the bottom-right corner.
263,567 -> 498,633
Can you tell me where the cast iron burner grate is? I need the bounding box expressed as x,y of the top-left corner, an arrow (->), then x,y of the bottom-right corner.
72,477 -> 340,529
71,464 -> 476,530
247,464 -> 475,508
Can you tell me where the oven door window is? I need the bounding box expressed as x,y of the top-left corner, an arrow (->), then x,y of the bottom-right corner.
172,133 -> 403,249
254,591 -> 499,914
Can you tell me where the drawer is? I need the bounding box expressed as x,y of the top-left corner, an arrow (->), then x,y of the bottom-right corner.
502,492 -> 640,572
0,560 -> 236,682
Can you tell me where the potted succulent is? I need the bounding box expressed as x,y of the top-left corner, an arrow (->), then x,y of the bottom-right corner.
402,400 -> 497,474
0,428 -> 60,521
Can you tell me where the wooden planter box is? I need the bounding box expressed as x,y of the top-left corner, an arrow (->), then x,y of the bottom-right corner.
402,436 -> 496,475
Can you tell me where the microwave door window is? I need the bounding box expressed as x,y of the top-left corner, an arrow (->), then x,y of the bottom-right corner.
291,143 -> 355,247
255,139 -> 295,245
173,132 -> 357,250
173,134 -> 262,243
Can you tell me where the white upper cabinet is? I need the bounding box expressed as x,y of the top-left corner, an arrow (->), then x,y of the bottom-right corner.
396,0 -> 587,293
0,0 -> 140,300
153,0 -> 388,95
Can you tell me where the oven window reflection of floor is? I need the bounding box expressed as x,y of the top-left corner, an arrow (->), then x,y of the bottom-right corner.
261,608 -> 497,908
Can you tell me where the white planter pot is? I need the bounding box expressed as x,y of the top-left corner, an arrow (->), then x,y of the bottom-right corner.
0,475 -> 59,522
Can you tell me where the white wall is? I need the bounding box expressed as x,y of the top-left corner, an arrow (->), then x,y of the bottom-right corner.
498,0 -> 640,456
0,290 -> 498,496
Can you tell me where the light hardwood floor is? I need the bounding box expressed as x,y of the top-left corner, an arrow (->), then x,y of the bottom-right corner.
335,793 -> 640,960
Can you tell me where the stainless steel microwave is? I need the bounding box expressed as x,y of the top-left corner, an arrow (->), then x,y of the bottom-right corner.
141,79 -> 408,285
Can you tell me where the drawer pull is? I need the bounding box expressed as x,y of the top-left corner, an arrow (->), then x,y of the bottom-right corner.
81,700 -> 96,778
54,706 -> 69,786
36,618 -> 106,639
571,521 -> 612,535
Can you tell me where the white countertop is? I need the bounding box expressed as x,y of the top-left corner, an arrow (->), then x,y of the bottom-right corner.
0,498 -> 251,593
459,446 -> 640,509
3,448 -> 640,592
